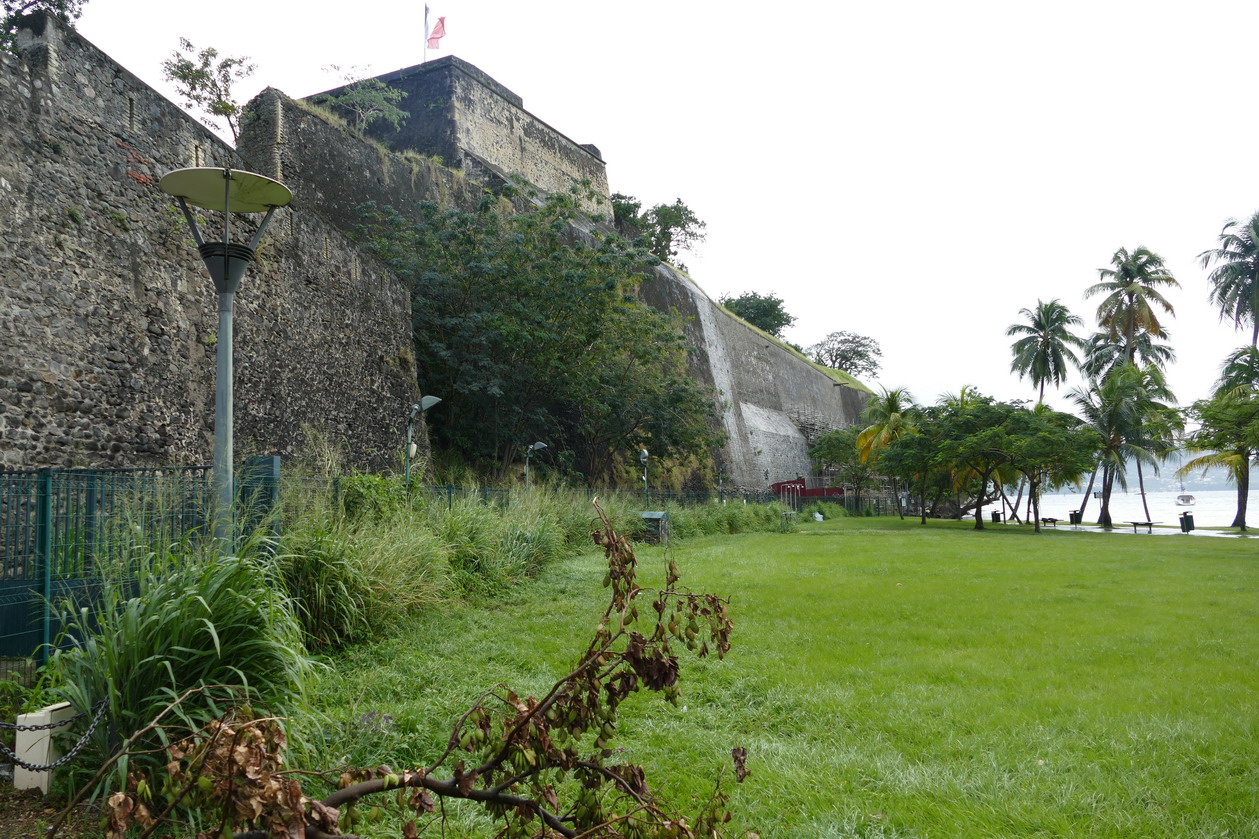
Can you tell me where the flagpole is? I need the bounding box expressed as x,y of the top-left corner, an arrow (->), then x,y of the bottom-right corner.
423,4 -> 428,63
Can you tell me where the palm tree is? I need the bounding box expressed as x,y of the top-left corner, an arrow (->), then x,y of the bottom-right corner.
857,387 -> 916,517
857,387 -> 916,462
936,385 -> 981,411
1216,345 -> 1259,396
1200,211 -> 1259,347
1124,365 -> 1179,522
1085,246 -> 1180,362
1080,329 -> 1176,380
1006,299 -> 1085,402
1069,365 -> 1156,528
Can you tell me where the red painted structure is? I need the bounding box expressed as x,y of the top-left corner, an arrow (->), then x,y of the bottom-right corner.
771,478 -> 846,500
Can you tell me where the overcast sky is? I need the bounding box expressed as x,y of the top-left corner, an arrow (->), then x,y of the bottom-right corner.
77,0 -> 1259,413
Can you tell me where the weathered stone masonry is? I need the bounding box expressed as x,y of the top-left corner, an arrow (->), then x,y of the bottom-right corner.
1,15 -> 866,485
0,13 -> 419,470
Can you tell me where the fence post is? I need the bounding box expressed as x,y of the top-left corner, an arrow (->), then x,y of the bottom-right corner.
446,484 -> 454,510
36,469 -> 52,665
240,456 -> 281,553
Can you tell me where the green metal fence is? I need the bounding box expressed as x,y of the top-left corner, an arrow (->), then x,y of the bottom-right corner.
0,466 -> 211,682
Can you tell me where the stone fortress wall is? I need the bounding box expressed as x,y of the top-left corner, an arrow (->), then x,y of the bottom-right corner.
0,13 -> 419,470
310,57 -> 610,212
0,14 -> 866,486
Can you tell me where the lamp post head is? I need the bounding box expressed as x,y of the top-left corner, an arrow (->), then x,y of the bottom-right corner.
529,441 -> 548,453
420,395 -> 442,412
639,448 -> 649,465
159,167 -> 293,295
159,167 -> 293,213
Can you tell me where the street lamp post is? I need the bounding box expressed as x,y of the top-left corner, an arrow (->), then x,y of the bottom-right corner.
524,441 -> 547,489
158,167 -> 292,552
404,395 -> 442,488
640,448 -> 649,506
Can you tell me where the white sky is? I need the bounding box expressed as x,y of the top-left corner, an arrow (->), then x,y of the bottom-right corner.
77,0 -> 1259,412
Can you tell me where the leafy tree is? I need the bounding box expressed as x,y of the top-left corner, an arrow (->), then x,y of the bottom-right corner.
806,331 -> 883,379
644,199 -> 706,267
610,192 -> 642,233
930,396 -> 1028,530
161,37 -> 256,141
719,291 -> 796,337
1085,246 -> 1179,363
879,412 -> 947,524
610,194 -> 707,269
1180,394 -> 1259,531
1006,298 -> 1084,402
1200,211 -> 1259,347
357,188 -> 721,484
1,0 -> 84,53
1179,347 -> 1259,530
314,64 -> 408,132
1005,406 -> 1100,531
809,426 -> 878,504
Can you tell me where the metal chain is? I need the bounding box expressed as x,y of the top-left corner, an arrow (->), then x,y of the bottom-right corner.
0,702 -> 99,732
0,700 -> 109,772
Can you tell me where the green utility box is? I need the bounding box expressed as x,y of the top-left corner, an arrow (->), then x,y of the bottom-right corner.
639,511 -> 669,544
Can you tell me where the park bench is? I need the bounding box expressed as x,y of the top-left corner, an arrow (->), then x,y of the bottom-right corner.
1126,520 -> 1161,534
1040,517 -> 1058,527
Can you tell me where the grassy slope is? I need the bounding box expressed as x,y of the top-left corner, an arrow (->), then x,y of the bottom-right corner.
314,518 -> 1259,838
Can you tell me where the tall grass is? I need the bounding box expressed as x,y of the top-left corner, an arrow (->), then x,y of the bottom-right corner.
47,544 -> 312,799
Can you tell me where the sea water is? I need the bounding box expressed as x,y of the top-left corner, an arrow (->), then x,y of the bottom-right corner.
1040,489 -> 1253,528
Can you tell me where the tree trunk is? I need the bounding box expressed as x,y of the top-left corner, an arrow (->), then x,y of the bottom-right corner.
1011,477 -> 1025,519
974,474 -> 991,530
1233,452 -> 1250,530
1031,477 -> 1041,532
892,477 -> 903,520
999,483 -> 1021,524
1136,458 -> 1152,521
1098,465 -> 1114,529
1078,463 -> 1099,520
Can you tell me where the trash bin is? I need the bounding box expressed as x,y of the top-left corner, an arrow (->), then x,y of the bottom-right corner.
991,510 -> 1002,524
1069,510 -> 1082,525
639,511 -> 669,544
1179,511 -> 1194,533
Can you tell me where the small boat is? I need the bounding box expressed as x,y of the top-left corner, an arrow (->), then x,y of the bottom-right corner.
1176,482 -> 1195,506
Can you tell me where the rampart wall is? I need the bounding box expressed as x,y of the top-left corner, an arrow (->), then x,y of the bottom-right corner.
0,13 -> 419,470
0,16 -> 865,486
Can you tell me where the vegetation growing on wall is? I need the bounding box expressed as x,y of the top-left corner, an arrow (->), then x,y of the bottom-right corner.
718,291 -> 796,339
0,0 -> 84,53
313,64 -> 409,132
161,37 -> 255,141
357,187 -> 723,485
610,193 -> 707,271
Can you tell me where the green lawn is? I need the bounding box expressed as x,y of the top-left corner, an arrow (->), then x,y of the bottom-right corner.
314,516 -> 1259,838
